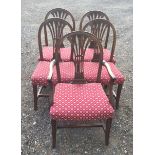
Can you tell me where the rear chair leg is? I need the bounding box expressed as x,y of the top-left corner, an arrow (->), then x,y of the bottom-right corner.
51,119 -> 57,148
116,84 -> 123,109
105,118 -> 112,145
33,85 -> 38,111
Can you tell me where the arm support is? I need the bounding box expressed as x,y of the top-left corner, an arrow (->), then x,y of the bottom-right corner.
102,60 -> 116,82
47,59 -> 56,81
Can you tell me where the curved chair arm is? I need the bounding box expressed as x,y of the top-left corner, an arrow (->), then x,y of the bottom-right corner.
102,60 -> 116,82
47,59 -> 56,81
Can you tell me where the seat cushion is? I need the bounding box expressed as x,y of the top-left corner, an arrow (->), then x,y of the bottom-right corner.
40,46 -> 71,62
52,62 -> 75,84
84,62 -> 125,84
52,62 -> 125,85
50,83 -> 114,121
31,61 -> 50,86
84,48 -> 115,63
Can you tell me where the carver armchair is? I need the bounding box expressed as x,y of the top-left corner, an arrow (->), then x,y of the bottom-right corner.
50,19 -> 124,109
49,31 -> 115,148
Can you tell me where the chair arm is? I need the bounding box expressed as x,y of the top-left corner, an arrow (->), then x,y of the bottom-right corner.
102,60 -> 116,82
47,59 -> 56,81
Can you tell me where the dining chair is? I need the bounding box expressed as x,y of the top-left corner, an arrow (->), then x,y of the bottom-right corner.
49,31 -> 115,148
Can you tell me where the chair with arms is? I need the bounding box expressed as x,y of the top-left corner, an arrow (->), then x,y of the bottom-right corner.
50,19 -> 124,109
49,31 -> 115,148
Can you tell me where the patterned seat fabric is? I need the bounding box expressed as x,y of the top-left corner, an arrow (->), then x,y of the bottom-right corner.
52,62 -> 125,84
39,46 -> 71,62
40,46 -> 115,62
31,61 -> 50,86
84,48 -> 115,63
50,83 -> 114,121
84,62 -> 125,84
31,61 -> 124,86
52,62 -> 75,84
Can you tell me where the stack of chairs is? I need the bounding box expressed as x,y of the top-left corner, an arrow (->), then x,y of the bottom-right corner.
31,8 -> 125,148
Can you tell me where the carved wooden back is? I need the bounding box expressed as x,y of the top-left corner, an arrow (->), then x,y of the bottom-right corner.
83,19 -> 116,62
44,8 -> 75,46
38,18 -> 73,60
55,31 -> 104,83
79,11 -> 109,30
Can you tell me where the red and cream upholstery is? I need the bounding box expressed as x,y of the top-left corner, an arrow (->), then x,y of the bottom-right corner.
31,61 -> 50,86
52,62 -> 75,84
39,46 -> 115,62
52,62 -> 124,85
50,83 -> 114,120
84,48 -> 115,63
31,61 -> 124,87
84,62 -> 124,84
39,46 -> 71,62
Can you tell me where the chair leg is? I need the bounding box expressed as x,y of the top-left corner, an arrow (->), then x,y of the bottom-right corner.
105,118 -> 112,145
116,84 -> 123,109
32,85 -> 38,111
51,119 -> 57,148
108,82 -> 113,103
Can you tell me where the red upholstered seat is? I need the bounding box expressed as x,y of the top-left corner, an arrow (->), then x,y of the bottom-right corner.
52,62 -> 125,85
39,46 -> 71,62
31,61 -> 50,86
52,62 -> 75,84
50,83 -> 114,121
84,62 -> 125,84
84,48 -> 115,63
40,46 -> 115,62
31,61 -> 124,86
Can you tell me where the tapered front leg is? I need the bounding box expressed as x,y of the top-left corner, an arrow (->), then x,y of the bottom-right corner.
33,85 -> 38,111
105,118 -> 112,145
116,84 -> 123,109
51,119 -> 57,148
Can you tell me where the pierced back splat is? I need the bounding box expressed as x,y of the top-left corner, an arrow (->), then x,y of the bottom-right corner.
79,11 -> 110,50
55,31 -> 104,84
79,11 -> 109,30
38,18 -> 73,60
44,8 -> 75,46
83,19 -> 116,62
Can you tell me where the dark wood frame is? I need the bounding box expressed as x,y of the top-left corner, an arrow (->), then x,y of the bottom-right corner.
32,18 -> 73,110
50,31 -> 115,148
38,18 -> 73,60
79,11 -> 109,49
44,8 -> 75,47
51,118 -> 112,147
82,19 -> 115,62
79,11 -> 109,30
